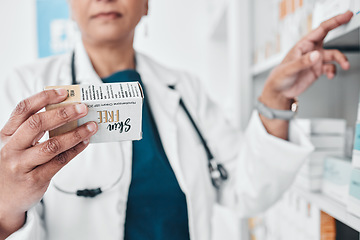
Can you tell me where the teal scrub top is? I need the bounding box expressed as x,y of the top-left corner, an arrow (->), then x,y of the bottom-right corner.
102,70 -> 190,240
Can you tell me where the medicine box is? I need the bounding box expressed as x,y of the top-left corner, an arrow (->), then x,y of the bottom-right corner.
352,122 -> 360,168
306,150 -> 344,166
348,168 -> 360,218
299,164 -> 323,178
45,82 -> 144,143
309,135 -> 345,150
296,118 -> 346,136
294,174 -> 322,192
322,156 -> 352,205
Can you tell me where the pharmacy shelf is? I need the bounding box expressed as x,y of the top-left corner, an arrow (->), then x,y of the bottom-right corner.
208,0 -> 227,40
251,52 -> 286,77
292,187 -> 360,232
252,13 -> 360,76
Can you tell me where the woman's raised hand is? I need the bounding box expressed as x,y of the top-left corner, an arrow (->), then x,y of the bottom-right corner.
0,89 -> 98,238
260,11 -> 353,108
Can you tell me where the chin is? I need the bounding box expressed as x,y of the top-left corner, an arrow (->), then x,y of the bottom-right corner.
86,25 -> 134,45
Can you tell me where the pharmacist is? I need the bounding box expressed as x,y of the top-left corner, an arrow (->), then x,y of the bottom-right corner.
0,0 -> 353,239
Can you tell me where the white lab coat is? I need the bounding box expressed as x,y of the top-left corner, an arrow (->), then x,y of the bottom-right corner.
0,42 -> 314,240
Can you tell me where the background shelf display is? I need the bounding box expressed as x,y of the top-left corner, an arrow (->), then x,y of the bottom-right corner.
293,187 -> 360,233
252,13 -> 360,76
249,1 -> 360,239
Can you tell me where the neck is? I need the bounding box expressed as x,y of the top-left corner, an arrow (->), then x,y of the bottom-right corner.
82,37 -> 136,78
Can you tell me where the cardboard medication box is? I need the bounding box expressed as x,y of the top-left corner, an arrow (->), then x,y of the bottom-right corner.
348,168 -> 360,217
296,118 -> 346,136
45,82 -> 143,143
322,156 -> 352,205
352,122 -> 360,168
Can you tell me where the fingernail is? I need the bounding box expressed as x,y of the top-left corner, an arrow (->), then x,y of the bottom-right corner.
75,103 -> 87,114
86,122 -> 97,133
55,88 -> 68,96
82,139 -> 90,145
310,51 -> 320,62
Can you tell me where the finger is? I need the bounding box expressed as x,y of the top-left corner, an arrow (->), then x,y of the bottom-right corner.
323,49 -> 350,70
9,103 -> 88,150
323,64 -> 337,79
24,121 -> 97,169
1,89 -> 68,137
32,131 -> 46,146
305,11 -> 353,42
31,139 -> 90,185
280,51 -> 322,77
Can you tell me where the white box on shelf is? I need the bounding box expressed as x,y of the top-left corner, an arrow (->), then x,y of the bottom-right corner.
294,175 -> 322,192
312,0 -> 352,29
310,135 -> 345,150
347,168 -> 360,218
352,150 -> 360,168
322,156 -> 352,205
299,164 -> 323,178
352,122 -> 360,168
352,0 -> 360,13
307,150 -> 344,165
295,118 -> 346,136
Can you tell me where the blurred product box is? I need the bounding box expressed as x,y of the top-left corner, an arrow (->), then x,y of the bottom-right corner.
305,150 -> 344,166
353,0 -> 360,13
347,168 -> 360,218
294,118 -> 346,192
45,82 -> 144,143
322,156 -> 352,205
299,164 -> 323,178
352,122 -> 360,168
310,135 -> 345,150
294,174 -> 322,192
296,118 -> 346,136
312,0 -> 352,29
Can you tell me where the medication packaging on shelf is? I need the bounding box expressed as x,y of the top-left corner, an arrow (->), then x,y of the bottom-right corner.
293,118 -> 346,192
322,156 -> 352,205
352,120 -> 360,168
348,96 -> 360,217
252,0 -> 357,67
312,0 -> 352,29
347,168 -> 360,218
248,191 -> 336,240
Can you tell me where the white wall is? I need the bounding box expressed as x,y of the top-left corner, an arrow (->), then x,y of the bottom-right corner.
134,0 -> 209,84
134,0 -> 237,126
0,0 -> 37,79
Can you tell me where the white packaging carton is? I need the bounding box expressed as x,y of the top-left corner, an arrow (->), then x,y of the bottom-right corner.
322,156 -> 352,205
299,164 -> 324,178
307,150 -> 344,165
347,168 -> 360,217
352,122 -> 360,168
312,0 -> 352,29
309,135 -> 345,150
45,82 -> 144,143
294,174 -> 322,192
296,118 -> 346,136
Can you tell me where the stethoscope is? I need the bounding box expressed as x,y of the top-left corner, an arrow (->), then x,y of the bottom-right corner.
53,52 -> 228,198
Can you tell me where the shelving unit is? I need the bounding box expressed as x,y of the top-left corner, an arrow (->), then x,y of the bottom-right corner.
252,13 -> 360,76
249,3 -> 360,239
292,187 -> 360,233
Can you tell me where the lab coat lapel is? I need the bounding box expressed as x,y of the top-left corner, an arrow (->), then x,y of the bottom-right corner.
68,41 -> 103,85
136,53 -> 188,193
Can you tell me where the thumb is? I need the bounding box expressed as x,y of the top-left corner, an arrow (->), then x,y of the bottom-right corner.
282,51 -> 321,77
